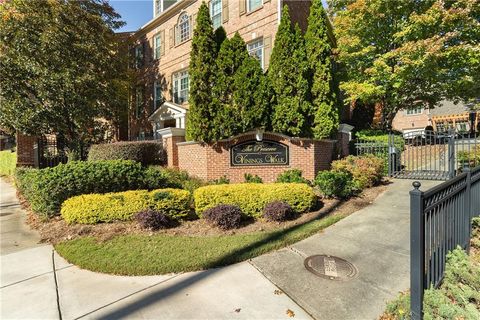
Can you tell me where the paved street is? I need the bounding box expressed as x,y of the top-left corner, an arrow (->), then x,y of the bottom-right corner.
1,178 -> 439,319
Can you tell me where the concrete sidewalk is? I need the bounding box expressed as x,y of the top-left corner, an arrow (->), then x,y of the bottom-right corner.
1,178 -> 438,320
251,179 -> 439,320
0,178 -> 311,320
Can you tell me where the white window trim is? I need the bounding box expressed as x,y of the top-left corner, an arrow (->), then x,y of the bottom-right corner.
247,37 -> 264,70
405,107 -> 423,116
177,13 -> 191,44
247,0 -> 263,13
210,0 -> 222,29
153,34 -> 161,60
154,81 -> 162,109
172,70 -> 189,104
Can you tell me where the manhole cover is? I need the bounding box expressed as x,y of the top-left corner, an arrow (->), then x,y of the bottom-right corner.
304,255 -> 358,281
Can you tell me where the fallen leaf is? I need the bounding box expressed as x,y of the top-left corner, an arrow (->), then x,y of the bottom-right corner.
274,289 -> 283,295
286,309 -> 295,317
234,308 -> 241,313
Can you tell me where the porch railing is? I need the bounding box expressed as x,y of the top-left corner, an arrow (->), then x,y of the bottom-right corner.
409,165 -> 480,319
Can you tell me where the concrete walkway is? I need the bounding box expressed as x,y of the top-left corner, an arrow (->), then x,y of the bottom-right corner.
1,178 -> 439,320
251,179 -> 439,320
0,178 -> 311,320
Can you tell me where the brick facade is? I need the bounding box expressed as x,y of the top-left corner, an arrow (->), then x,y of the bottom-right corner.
176,132 -> 336,182
16,133 -> 37,167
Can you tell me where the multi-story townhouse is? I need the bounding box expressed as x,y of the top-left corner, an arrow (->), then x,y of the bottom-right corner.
127,0 -> 318,141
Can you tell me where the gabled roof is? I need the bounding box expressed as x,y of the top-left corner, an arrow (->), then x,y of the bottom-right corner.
148,101 -> 187,121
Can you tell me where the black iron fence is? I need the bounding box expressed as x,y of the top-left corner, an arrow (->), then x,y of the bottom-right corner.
409,165 -> 480,320
353,130 -> 479,180
33,136 -> 87,168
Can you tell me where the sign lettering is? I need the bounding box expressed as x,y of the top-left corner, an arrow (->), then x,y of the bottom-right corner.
230,140 -> 289,166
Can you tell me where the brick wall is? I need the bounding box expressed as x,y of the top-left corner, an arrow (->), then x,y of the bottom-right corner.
16,133 -> 36,167
177,132 -> 336,182
129,0 -> 282,139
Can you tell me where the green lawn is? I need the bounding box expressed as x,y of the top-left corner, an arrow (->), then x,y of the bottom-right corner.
0,151 -> 16,177
55,214 -> 344,275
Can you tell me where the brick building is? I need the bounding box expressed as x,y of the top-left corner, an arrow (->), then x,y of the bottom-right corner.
126,0 -> 332,141
392,100 -> 479,135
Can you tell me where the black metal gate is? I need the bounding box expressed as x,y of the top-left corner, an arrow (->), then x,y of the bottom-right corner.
354,130 -> 479,180
33,135 -> 69,168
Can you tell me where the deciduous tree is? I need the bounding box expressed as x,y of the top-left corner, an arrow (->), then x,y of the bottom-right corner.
0,0 -> 126,158
329,0 -> 480,129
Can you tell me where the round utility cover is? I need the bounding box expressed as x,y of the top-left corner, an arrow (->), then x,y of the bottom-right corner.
304,255 -> 358,281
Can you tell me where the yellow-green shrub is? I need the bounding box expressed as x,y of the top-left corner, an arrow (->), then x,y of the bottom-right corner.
61,188 -> 191,224
331,155 -> 384,190
194,183 -> 316,218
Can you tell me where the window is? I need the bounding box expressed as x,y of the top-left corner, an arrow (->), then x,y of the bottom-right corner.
154,81 -> 162,110
153,34 -> 161,60
210,0 -> 222,29
406,106 -> 423,115
247,38 -> 264,69
248,0 -> 262,12
172,70 -> 189,104
135,86 -> 144,119
177,13 -> 191,44
154,0 -> 178,17
134,45 -> 144,69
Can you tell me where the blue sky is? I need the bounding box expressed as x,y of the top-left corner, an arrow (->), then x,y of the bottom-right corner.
110,0 -> 153,32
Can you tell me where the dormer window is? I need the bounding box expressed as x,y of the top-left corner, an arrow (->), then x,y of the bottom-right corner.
154,0 -> 178,17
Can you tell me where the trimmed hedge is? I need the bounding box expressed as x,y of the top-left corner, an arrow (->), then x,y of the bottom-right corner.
88,141 -> 166,166
194,183 -> 316,218
61,188 -> 191,224
15,160 -> 168,217
314,170 -> 355,198
331,155 -> 384,190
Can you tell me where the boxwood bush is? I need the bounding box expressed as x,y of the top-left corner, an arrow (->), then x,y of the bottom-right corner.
331,155 -> 384,190
15,160 -> 168,217
61,188 -> 191,224
194,183 -> 316,218
88,141 -> 166,166
314,171 -> 355,198
276,169 -> 309,184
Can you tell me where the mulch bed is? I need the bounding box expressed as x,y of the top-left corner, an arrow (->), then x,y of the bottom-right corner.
22,181 -> 390,245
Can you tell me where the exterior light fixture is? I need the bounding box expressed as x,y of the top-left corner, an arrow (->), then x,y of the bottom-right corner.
255,128 -> 264,141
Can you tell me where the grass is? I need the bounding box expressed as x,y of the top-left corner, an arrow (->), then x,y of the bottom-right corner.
0,151 -> 16,177
55,214 -> 344,275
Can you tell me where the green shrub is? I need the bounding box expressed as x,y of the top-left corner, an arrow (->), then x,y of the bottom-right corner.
211,175 -> 230,185
276,169 -> 309,184
15,160 -> 168,217
149,166 -> 207,192
0,150 -> 16,177
314,170 -> 355,198
457,145 -> 480,168
331,155 -> 384,190
194,183 -> 316,218
244,173 -> 263,183
61,188 -> 191,224
88,141 -> 166,166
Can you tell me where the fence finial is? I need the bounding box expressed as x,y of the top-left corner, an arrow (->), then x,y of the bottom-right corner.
412,181 -> 421,190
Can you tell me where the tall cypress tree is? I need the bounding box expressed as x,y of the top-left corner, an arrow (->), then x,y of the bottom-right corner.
268,6 -> 312,137
233,56 -> 272,133
212,32 -> 250,139
186,2 -> 218,142
305,0 -> 339,139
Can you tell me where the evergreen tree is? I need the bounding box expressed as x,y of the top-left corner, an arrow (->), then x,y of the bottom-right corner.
214,26 -> 227,52
232,56 -> 272,133
268,6 -> 312,137
212,33 -> 250,139
186,2 -> 218,142
305,0 -> 339,139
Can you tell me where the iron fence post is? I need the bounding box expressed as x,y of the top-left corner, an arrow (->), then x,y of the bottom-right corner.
410,181 -> 424,320
448,135 -> 455,179
464,167 -> 471,253
388,134 -> 392,177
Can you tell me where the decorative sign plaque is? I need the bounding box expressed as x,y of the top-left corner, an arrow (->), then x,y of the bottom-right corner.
230,140 -> 289,166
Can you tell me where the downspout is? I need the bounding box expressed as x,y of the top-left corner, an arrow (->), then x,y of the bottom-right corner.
277,0 -> 282,24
